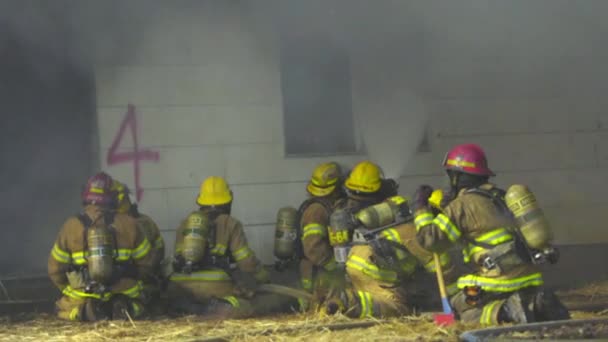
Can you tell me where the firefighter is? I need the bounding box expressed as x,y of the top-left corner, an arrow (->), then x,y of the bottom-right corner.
296,162 -> 346,311
314,160 -> 397,311
341,160 -> 398,213
413,143 -> 570,325
322,195 -> 460,318
168,176 -> 293,318
48,172 -> 155,322
112,180 -> 165,309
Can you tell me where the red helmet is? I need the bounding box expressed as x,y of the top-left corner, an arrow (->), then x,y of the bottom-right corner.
81,172 -> 116,207
442,143 -> 495,176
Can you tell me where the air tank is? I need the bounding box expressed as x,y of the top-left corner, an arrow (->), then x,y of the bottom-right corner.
87,225 -> 115,283
274,206 -> 299,260
328,209 -> 356,264
355,195 -> 409,229
505,184 -> 553,250
182,211 -> 210,265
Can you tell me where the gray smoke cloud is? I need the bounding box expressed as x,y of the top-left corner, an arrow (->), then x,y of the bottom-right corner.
2,0 -> 608,274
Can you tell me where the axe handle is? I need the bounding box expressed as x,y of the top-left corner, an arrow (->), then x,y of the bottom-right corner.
433,253 -> 453,314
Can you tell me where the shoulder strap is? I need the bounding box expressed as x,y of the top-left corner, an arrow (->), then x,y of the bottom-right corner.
464,187 -> 512,219
297,197 -> 332,218
463,187 -> 516,250
77,214 -> 92,255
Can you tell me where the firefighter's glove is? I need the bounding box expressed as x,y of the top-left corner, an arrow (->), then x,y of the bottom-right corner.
439,187 -> 456,208
412,185 -> 434,212
66,271 -> 87,289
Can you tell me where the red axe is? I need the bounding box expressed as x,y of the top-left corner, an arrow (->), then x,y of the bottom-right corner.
433,253 -> 455,326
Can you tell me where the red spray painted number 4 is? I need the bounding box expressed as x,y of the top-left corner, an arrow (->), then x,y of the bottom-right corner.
106,104 -> 160,201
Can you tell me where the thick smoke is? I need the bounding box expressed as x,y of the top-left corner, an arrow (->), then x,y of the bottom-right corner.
0,0 -> 152,274
2,0 -> 608,274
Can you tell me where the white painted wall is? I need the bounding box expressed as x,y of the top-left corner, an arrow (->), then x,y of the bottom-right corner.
95,2 -> 608,264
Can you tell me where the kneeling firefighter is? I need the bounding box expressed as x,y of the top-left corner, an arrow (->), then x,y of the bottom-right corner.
322,195 -> 459,318
315,161 -> 398,311
168,176 -> 294,318
273,162 -> 346,311
112,180 -> 165,308
48,172 -> 155,322
413,143 -> 570,325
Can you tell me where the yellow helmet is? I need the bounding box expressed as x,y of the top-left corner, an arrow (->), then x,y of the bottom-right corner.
344,161 -> 383,194
111,180 -> 131,214
307,162 -> 342,197
197,176 -> 233,206
429,189 -> 443,210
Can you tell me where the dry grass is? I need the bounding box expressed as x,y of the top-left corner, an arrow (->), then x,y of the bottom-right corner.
0,281 -> 607,342
0,313 -> 480,342
557,280 -> 608,298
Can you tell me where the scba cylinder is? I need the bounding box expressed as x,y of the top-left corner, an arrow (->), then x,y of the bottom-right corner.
182,211 -> 210,265
505,184 -> 553,250
274,206 -> 299,260
87,225 -> 115,284
355,195 -> 409,229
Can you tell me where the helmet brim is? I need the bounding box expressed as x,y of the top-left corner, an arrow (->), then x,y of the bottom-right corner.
307,183 -> 336,197
196,192 -> 233,206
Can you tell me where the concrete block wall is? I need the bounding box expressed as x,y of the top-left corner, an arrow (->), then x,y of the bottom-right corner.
95,2 -> 608,265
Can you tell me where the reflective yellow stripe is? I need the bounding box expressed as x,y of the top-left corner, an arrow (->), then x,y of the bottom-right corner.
457,272 -> 544,292
52,244 -> 71,263
116,248 -> 131,262
232,246 -> 252,262
154,236 -> 164,249
69,307 -> 80,321
119,281 -> 143,299
388,196 -> 406,205
223,296 -> 240,308
302,223 -> 326,240
346,255 -> 397,283
414,212 -> 434,231
71,251 -> 87,265
170,270 -> 231,282
481,300 -> 502,325
464,228 -> 514,261
62,285 -> 111,301
211,244 -> 227,255
475,228 -> 513,245
446,158 -> 476,168
312,177 -> 337,187
433,214 -> 462,242
424,252 -> 450,273
89,187 -> 104,194
131,238 -> 151,260
380,228 -> 402,243
323,258 -> 337,271
301,278 -> 313,291
358,291 -> 373,318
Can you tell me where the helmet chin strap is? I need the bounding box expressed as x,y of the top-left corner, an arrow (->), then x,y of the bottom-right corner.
448,170 -> 460,194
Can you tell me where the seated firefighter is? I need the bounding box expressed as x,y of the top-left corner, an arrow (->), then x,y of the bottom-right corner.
322,194 -> 459,318
413,143 -> 570,325
168,176 -> 295,318
273,162 -> 347,311
48,172 -> 154,322
112,180 -> 165,307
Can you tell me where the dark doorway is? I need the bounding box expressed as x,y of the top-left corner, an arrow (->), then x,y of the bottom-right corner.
0,31 -> 96,274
